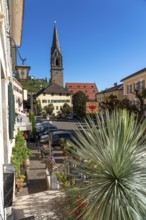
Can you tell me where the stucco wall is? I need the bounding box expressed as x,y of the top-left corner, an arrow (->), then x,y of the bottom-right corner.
123,71 -> 146,99
37,93 -> 72,115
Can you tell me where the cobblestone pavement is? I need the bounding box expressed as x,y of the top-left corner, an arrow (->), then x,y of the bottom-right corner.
13,141 -> 67,220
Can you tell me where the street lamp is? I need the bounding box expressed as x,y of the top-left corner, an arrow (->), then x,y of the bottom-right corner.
7,32 -> 31,81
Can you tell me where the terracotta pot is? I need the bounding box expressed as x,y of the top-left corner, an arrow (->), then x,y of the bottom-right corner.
23,159 -> 30,169
17,178 -> 24,190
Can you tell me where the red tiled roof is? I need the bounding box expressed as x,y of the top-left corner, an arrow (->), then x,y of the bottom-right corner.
66,83 -> 98,101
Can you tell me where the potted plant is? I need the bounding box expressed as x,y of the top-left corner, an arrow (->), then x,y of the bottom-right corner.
55,172 -> 70,189
22,147 -> 32,169
16,174 -> 26,191
11,130 -> 32,191
59,138 -> 68,156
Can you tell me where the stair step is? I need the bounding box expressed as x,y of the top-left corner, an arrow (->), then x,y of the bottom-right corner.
53,152 -> 64,157
55,158 -> 65,164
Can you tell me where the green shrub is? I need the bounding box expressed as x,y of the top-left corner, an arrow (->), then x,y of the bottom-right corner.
66,110 -> 146,220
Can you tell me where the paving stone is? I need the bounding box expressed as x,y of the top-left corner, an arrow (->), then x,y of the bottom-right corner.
13,142 -> 68,220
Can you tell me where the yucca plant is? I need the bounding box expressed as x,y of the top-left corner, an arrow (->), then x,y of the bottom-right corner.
65,110 -> 146,220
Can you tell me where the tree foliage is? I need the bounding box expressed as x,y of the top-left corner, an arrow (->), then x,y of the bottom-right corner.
44,103 -> 54,116
61,103 -> 72,115
72,91 -> 88,119
100,89 -> 146,120
34,99 -> 42,116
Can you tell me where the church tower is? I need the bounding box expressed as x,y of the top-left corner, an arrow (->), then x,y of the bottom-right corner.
50,24 -> 64,87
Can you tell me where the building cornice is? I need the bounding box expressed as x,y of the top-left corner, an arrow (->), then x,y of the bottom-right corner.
121,68 -> 146,82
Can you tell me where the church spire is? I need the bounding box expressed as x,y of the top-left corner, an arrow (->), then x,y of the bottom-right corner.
51,23 -> 61,54
50,23 -> 64,87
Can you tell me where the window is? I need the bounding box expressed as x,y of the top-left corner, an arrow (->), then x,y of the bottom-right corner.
56,58 -> 60,66
127,84 -> 132,94
56,106 -> 58,110
48,100 -> 50,103
133,83 -> 136,92
137,81 -> 140,92
42,100 -> 47,103
141,80 -> 145,92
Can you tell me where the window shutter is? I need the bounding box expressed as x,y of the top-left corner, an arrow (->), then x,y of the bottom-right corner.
142,80 -> 145,90
8,82 -> 15,139
133,83 -> 135,92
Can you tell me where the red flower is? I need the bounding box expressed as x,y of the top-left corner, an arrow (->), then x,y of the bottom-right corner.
77,201 -> 86,207
74,210 -> 80,216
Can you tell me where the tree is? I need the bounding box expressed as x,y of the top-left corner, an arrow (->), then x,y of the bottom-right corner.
66,110 -> 146,219
44,103 -> 54,116
133,89 -> 146,118
34,99 -> 42,116
99,89 -> 146,122
61,103 -> 72,116
29,111 -> 36,137
72,91 -> 88,119
99,94 -> 120,112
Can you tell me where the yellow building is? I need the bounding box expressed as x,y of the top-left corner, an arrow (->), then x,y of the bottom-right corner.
121,68 -> 146,104
35,83 -> 72,115
96,83 -> 123,104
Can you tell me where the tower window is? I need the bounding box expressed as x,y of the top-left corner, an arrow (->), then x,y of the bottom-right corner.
56,58 -> 60,66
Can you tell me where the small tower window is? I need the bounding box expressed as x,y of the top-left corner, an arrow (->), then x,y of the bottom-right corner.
56,58 -> 60,66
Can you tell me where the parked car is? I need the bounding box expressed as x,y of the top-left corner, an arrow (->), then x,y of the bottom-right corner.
40,134 -> 49,144
48,130 -> 76,148
36,122 -> 44,133
37,124 -> 58,137
66,115 -> 73,120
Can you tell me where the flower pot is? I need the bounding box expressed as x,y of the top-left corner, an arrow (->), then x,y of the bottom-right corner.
23,158 -> 30,169
17,178 -> 24,190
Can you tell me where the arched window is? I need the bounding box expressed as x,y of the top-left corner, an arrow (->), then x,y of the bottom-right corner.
56,58 -> 60,66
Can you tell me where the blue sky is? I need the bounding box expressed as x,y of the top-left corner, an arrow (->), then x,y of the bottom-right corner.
19,0 -> 146,91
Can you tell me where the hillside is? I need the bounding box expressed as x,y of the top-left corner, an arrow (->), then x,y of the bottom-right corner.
21,79 -> 49,94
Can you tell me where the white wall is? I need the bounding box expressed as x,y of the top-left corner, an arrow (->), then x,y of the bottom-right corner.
0,0 -> 15,219
37,93 -> 72,115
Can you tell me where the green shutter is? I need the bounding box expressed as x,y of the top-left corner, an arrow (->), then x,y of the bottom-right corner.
8,82 -> 15,139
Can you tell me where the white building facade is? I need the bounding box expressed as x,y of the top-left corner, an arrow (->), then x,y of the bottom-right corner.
0,0 -> 25,219
13,77 -> 23,113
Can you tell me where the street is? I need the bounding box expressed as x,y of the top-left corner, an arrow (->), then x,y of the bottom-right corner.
52,120 -> 82,131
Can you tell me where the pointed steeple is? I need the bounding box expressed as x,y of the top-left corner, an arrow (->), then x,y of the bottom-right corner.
51,24 -> 61,54
50,23 -> 64,87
